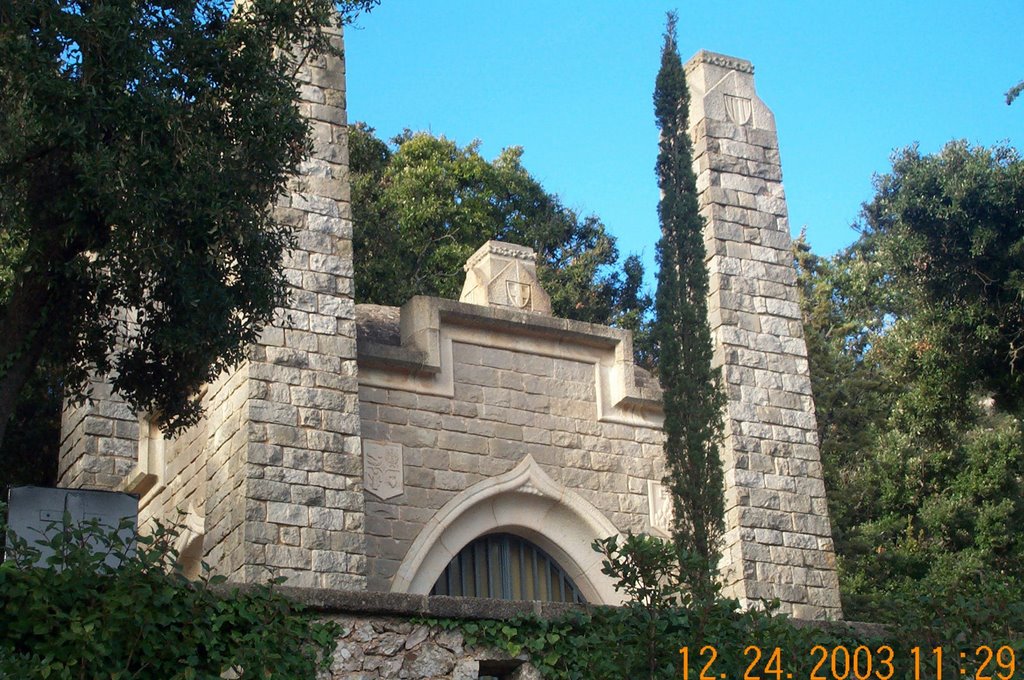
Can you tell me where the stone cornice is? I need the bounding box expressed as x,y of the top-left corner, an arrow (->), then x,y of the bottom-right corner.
463,240 -> 536,271
356,297 -> 663,427
685,49 -> 755,75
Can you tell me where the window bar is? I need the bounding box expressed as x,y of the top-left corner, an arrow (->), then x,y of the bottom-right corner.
518,540 -> 527,600
531,545 -> 539,600
475,540 -> 487,598
499,535 -> 513,599
487,535 -> 498,598
544,553 -> 553,601
460,545 -> 472,597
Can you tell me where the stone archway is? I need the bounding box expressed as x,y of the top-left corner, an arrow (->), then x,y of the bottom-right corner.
390,455 -> 625,605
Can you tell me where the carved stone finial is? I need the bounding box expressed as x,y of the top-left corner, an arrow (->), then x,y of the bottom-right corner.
459,241 -> 552,315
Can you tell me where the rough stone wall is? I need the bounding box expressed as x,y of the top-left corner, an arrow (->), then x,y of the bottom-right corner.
685,50 -> 842,618
326,615 -> 538,680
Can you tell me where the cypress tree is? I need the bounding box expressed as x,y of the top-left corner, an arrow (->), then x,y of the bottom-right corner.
652,12 -> 726,602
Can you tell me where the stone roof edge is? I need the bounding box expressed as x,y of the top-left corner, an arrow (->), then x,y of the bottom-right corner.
357,296 -> 664,406
684,49 -> 755,75
220,583 -> 590,621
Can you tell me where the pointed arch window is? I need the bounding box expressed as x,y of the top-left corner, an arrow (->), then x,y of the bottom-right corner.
430,533 -> 586,603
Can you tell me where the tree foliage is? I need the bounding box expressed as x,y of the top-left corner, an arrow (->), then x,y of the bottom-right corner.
798,141 -> 1024,621
349,124 -> 653,352
0,0 -> 377,451
1007,79 -> 1024,105
650,12 -> 725,602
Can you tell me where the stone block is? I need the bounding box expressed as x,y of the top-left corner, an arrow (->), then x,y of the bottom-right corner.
267,502 -> 309,527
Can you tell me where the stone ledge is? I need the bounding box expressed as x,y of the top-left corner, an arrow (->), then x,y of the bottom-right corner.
215,584 -> 888,639
357,297 -> 663,426
218,584 -> 590,621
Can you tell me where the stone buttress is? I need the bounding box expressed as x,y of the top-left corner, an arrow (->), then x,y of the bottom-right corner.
685,50 -> 842,618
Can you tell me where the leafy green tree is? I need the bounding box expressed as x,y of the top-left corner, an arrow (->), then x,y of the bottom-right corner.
796,142 -> 1024,620
866,142 -> 1024,417
650,12 -> 725,603
792,234 -> 897,551
0,0 -> 378,454
349,124 -> 653,343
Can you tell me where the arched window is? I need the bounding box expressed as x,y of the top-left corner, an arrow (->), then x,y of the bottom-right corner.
430,533 -> 586,603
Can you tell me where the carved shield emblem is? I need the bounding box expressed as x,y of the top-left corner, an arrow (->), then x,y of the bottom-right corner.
647,479 -> 674,535
364,442 -> 403,501
724,94 -> 752,126
505,280 -> 532,309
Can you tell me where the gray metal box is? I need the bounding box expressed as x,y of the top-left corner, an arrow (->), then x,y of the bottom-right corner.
5,486 -> 138,569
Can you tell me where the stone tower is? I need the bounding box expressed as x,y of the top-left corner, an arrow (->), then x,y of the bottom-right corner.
59,26 -> 365,590
686,51 -> 841,618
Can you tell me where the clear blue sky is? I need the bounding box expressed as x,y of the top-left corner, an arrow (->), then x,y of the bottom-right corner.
345,1 -> 1022,285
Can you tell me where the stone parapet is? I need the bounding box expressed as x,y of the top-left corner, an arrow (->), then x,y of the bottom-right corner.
355,297 -> 667,601
685,50 -> 842,619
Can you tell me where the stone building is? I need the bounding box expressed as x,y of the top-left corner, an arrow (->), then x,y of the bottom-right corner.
58,27 -> 842,621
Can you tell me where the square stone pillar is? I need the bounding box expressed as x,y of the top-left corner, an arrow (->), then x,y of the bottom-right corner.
239,26 -> 365,589
686,50 -> 842,619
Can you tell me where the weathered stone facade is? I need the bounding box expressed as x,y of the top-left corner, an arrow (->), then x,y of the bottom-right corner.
58,32 -> 842,622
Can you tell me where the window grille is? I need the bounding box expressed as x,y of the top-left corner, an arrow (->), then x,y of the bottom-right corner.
430,533 -> 586,603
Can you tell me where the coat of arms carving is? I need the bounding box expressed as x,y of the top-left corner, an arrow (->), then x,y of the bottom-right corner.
364,442 -> 403,501
505,279 -> 532,309
724,94 -> 752,126
647,479 -> 674,535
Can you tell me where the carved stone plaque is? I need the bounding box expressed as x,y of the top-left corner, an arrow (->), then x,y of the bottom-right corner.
364,442 -> 403,500
724,94 -> 752,126
647,479 -> 673,535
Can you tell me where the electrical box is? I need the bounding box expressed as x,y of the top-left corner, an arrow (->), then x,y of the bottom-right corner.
5,486 -> 138,570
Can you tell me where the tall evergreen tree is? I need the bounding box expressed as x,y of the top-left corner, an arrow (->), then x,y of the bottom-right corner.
652,12 -> 726,602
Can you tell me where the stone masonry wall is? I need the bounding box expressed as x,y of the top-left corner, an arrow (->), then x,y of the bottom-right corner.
685,50 -> 842,618
59,26 -> 365,589
237,26 -> 365,589
59,380 -> 138,491
326,615 -> 538,679
356,298 -> 666,599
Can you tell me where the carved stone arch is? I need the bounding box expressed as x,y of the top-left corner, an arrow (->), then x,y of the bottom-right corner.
391,456 -> 625,605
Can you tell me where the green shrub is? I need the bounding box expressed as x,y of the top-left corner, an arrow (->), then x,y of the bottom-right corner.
0,512 -> 338,679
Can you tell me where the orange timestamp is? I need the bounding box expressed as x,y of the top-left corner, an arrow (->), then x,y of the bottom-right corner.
680,645 -> 1019,680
